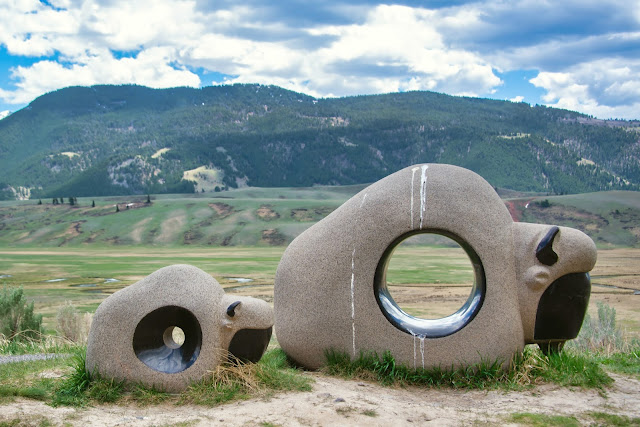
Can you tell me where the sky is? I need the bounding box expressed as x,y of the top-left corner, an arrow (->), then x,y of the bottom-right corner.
0,0 -> 639,120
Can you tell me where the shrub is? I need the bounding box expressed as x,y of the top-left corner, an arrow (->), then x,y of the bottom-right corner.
56,301 -> 92,344
537,199 -> 551,208
568,302 -> 631,355
0,290 -> 42,344
0,287 -> 43,342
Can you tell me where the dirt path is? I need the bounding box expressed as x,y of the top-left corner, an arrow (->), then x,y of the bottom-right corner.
2,372 -> 639,426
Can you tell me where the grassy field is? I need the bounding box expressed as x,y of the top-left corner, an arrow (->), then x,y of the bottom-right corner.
1,185 -> 639,336
0,186 -> 363,248
0,246 -> 638,339
1,187 -> 640,248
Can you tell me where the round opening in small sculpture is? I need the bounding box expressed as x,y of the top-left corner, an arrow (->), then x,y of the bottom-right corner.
374,230 -> 486,338
133,306 -> 202,374
163,326 -> 186,349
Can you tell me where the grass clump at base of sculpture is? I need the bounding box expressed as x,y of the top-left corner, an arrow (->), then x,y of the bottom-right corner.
52,348 -> 312,407
324,302 -> 640,390
324,347 -> 612,390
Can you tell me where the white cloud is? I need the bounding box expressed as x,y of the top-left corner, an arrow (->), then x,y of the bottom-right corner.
0,48 -> 200,104
213,5 -> 501,98
0,0 -> 638,119
0,110 -> 10,120
0,2 -> 503,107
531,58 -> 640,119
510,95 -> 525,103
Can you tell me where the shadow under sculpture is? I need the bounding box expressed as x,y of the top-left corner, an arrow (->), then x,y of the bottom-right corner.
274,164 -> 597,370
86,264 -> 273,392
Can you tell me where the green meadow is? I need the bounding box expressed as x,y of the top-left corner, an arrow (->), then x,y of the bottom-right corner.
1,186 -> 640,249
1,186 -> 640,333
0,185 -> 364,248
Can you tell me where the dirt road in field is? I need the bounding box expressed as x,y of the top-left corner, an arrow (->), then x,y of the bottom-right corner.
2,371 -> 639,426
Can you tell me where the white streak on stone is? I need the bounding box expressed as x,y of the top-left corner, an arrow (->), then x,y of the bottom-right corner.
413,333 -> 417,369
419,165 -> 428,229
419,336 -> 425,369
350,248 -> 356,357
411,167 -> 419,229
349,192 -> 367,357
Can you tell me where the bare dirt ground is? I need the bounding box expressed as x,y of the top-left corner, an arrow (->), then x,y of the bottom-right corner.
2,372 -> 639,426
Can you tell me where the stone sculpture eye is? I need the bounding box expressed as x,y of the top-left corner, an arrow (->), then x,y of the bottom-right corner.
536,226 -> 559,266
227,301 -> 242,317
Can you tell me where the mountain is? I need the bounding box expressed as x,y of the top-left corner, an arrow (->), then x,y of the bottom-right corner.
0,83 -> 639,200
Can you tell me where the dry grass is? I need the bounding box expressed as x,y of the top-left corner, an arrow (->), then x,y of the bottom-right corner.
56,302 -> 92,344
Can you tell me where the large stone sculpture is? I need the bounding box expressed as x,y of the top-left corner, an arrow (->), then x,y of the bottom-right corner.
274,164 -> 596,370
86,264 -> 273,392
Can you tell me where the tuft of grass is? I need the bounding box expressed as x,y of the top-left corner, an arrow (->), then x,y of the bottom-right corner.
51,349 -> 93,407
0,416 -> 56,427
534,350 -> 613,389
51,347 -> 311,407
253,347 -> 312,392
0,331 -> 80,356
0,384 -> 49,401
597,346 -> 640,378
507,412 -> 580,426
586,411 -> 640,426
324,345 -> 612,390
85,377 -> 125,403
128,384 -> 171,406
335,406 -> 356,416
53,348 -> 125,407
0,355 -> 68,404
324,349 -> 513,389
179,348 -> 312,406
362,409 -> 378,417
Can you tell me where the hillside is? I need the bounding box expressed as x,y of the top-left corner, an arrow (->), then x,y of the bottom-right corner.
0,84 -> 639,199
1,188 -> 638,248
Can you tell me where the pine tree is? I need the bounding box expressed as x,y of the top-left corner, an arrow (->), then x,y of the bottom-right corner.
91,200 -> 95,208
116,204 -> 120,212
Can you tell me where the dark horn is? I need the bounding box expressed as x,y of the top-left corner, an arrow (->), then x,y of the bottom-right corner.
227,301 -> 242,317
536,226 -> 560,266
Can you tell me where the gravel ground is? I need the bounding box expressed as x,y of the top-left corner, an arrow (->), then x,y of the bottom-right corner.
0,353 -> 71,365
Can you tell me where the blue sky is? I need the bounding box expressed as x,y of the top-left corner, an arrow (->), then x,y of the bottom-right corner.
0,0 -> 639,120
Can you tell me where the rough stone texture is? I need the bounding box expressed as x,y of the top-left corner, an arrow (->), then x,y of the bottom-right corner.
274,164 -> 597,370
86,264 -> 273,392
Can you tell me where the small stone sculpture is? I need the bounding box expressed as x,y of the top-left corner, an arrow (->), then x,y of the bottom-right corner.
86,264 -> 273,392
274,164 -> 596,370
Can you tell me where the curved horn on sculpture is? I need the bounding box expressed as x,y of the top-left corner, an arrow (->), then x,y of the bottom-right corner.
227,301 -> 242,317
536,226 -> 560,266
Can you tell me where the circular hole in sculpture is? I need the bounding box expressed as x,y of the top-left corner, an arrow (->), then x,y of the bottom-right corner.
133,306 -> 202,374
374,230 -> 486,338
163,326 -> 186,349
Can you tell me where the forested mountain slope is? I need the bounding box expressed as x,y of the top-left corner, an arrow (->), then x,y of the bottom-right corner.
0,83 -> 638,199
